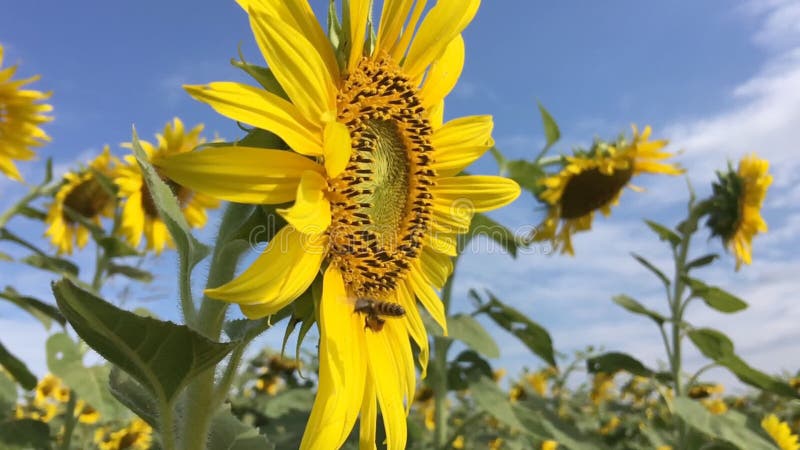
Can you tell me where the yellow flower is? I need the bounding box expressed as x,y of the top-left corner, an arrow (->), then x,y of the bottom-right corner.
532,125 -> 682,255
74,400 -> 101,424
598,416 -> 621,435
452,435 -> 465,449
762,414 -> 800,450
156,1 -> 519,448
255,375 -> 281,396
688,383 -> 724,399
45,146 -> 117,254
702,398 -> 728,415
35,373 -> 69,404
493,368 -> 507,383
106,419 -> 153,450
591,372 -> 616,405
0,43 -> 52,181
509,384 -> 526,403
656,446 -> 673,450
115,118 -> 220,253
541,440 -> 559,450
15,401 -> 58,423
489,437 -> 504,450
526,369 -> 551,396
706,154 -> 772,270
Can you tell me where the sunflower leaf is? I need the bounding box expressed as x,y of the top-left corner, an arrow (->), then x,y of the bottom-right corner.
0,341 -> 37,390
208,405 -> 274,450
97,236 -> 141,258
631,253 -> 670,288
644,220 -> 681,248
688,328 -> 798,398
685,254 -> 719,271
505,159 -> 546,196
684,278 -> 747,313
537,102 -> 560,151
673,398 -> 775,450
586,352 -> 655,377
447,314 -> 500,359
465,213 -> 519,257
0,419 -> 51,448
0,286 -> 65,329
470,376 -> 523,429
476,291 -> 556,367
51,279 -> 236,403
108,367 -> 160,429
107,264 -> 154,283
612,294 -> 665,325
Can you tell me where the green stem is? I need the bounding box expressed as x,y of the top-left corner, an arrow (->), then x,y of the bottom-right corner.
211,345 -> 246,410
181,204 -> 249,450
432,260 -> 457,449
0,185 -> 46,228
91,245 -> 108,292
159,398 -> 177,450
59,392 -> 77,450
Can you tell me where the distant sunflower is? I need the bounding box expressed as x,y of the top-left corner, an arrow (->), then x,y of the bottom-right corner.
761,414 -> 799,450
0,43 -> 52,181
706,154 -> 772,270
532,126 -> 683,255
156,0 -> 519,448
115,118 -> 220,253
94,419 -> 153,450
45,146 -> 116,254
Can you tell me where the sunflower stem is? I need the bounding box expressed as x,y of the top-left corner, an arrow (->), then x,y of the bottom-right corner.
58,391 -> 77,450
181,204 -> 249,450
159,398 -> 177,450
432,260 -> 457,449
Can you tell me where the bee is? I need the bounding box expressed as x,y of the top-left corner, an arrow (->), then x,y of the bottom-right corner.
353,297 -> 405,332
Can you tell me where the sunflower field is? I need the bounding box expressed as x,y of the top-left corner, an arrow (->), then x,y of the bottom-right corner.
1,1 -> 798,450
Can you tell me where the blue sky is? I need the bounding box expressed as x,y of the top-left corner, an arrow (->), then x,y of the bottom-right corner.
2,1 -> 799,391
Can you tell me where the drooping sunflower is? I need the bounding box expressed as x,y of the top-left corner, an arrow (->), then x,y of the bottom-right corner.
532,125 -> 683,255
705,154 -> 772,270
761,414 -> 800,450
45,146 -> 117,254
0,43 -> 52,181
155,0 -> 520,447
115,118 -> 220,254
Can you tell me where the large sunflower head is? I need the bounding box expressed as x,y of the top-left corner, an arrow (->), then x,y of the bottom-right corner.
531,125 -> 683,255
115,118 -> 220,254
0,43 -> 53,181
155,0 -> 520,447
705,153 -> 772,270
45,146 -> 117,255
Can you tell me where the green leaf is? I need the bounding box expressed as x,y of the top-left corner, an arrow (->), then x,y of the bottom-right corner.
688,328 -> 798,398
505,159 -> 545,196
514,397 -> 608,450
52,279 -> 235,403
231,57 -> 288,101
0,251 -> 10,262
0,371 -> 16,421
673,397 -> 775,450
537,103 -> 560,150
612,294 -> 665,325
262,389 -> 315,419
15,205 -> 47,221
130,128 -> 210,287
477,291 -> 556,367
97,236 -> 141,258
21,253 -> 79,277
446,350 -> 493,391
108,368 -> 159,429
0,419 -> 51,448
0,341 -> 36,390
208,405 -> 274,450
644,220 -> 681,248
447,314 -> 500,359
107,264 -> 154,283
685,278 -> 747,313
586,352 -> 655,377
466,213 -> 519,257
470,376 -> 523,429
0,287 -> 65,329
631,253 -> 670,287
46,333 -> 124,419
686,254 -> 719,271
236,127 -> 286,150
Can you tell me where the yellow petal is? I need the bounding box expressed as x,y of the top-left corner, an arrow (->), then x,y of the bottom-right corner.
428,101 -> 444,130
184,82 -> 323,156
206,226 -> 326,316
277,170 -> 331,235
237,0 -> 339,82
375,0 -> 415,55
432,175 -> 520,213
365,321 -> 409,450
419,34 -> 464,108
324,121 -> 352,178
249,9 -> 336,124
403,0 -> 479,80
120,191 -> 144,248
431,115 -> 493,177
155,146 -> 323,205
395,280 -> 429,377
419,246 -> 453,289
348,0 -> 372,69
300,265 -> 366,450
389,0 -> 427,63
407,270 -> 447,335
359,379 -> 378,450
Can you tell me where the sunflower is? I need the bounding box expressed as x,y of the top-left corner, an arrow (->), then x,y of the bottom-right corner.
94,419 -> 153,450
532,125 -> 683,255
0,43 -> 52,181
115,118 -> 220,254
74,400 -> 101,424
705,154 -> 772,270
45,146 -> 116,254
762,414 -> 800,450
155,0 -> 519,447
